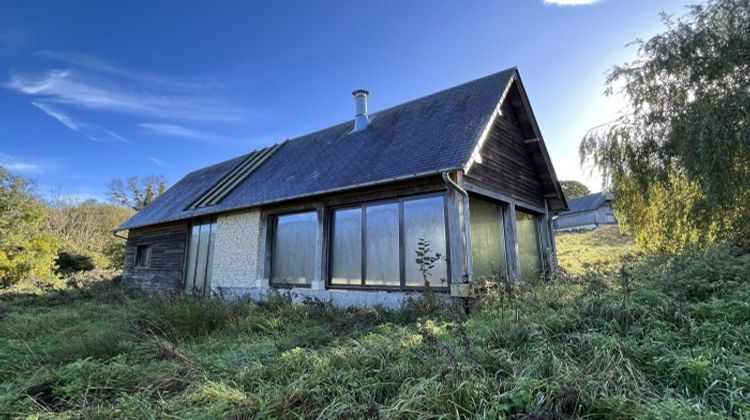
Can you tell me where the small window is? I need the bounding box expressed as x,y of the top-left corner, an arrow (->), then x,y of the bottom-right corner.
135,244 -> 151,268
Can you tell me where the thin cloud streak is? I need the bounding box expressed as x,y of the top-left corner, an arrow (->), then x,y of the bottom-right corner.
9,69 -> 249,122
32,101 -> 127,142
0,152 -> 46,174
36,50 -> 217,90
139,122 -> 248,144
543,0 -> 599,5
150,157 -> 165,166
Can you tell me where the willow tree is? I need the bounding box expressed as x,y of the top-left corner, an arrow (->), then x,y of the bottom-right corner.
580,0 -> 750,252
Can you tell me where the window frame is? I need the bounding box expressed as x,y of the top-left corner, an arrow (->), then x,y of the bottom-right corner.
269,209 -> 318,289
135,244 -> 152,268
183,216 -> 218,296
326,192 -> 451,292
514,207 -> 546,280
468,195 -> 510,282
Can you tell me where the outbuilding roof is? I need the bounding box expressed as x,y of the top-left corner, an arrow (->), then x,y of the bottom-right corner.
119,67 -> 565,231
563,192 -> 613,214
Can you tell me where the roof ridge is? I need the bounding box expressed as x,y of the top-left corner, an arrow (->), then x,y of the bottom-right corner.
201,67 -> 520,169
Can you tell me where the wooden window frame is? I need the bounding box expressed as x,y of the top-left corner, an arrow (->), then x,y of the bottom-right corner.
326,192 -> 451,292
515,207 -> 546,279
268,209 -> 317,289
135,244 -> 152,268
183,216 -> 218,296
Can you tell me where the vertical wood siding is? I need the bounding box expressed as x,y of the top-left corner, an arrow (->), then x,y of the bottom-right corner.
464,100 -> 546,208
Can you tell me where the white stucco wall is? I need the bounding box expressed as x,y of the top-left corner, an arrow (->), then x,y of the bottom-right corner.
211,209 -> 262,291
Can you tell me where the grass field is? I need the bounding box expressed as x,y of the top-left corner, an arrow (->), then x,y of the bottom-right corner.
1,228 -> 748,418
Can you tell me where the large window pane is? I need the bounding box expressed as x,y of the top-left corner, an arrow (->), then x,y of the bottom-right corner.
184,224 -> 201,294
469,198 -> 507,280
404,196 -> 447,287
272,212 -> 317,285
516,210 -> 543,281
365,203 -> 400,286
185,218 -> 217,296
331,208 -> 362,285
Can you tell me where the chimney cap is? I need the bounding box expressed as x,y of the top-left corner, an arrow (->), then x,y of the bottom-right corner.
352,89 -> 369,96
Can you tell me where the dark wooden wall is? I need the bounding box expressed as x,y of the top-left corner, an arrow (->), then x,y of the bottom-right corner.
463,100 -> 546,208
123,221 -> 188,292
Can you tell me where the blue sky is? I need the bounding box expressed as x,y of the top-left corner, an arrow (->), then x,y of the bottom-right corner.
0,0 -> 692,202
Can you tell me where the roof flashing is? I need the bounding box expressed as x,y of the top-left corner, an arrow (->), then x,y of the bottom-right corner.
187,142 -> 283,210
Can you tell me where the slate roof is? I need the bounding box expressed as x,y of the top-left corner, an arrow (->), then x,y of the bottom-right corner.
120,67 -> 557,231
563,192 -> 613,214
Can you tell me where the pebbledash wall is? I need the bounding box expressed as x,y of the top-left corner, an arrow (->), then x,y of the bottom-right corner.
210,210 -> 262,292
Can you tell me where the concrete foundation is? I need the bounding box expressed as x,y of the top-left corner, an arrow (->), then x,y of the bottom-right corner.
216,286 -> 433,310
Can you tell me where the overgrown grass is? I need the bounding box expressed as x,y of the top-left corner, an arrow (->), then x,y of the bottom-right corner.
1,229 -> 748,418
556,226 -> 639,276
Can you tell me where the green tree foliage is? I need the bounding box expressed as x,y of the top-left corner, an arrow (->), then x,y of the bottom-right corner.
580,0 -> 750,252
44,198 -> 134,270
0,167 -> 58,288
560,180 -> 591,200
107,175 -> 167,210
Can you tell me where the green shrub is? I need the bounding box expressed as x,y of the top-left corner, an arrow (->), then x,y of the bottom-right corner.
55,251 -> 96,274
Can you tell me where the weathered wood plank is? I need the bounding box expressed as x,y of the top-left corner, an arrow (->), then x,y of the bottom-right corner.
123,221 -> 188,292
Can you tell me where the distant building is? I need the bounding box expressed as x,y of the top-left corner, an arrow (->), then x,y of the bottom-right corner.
554,192 -> 615,231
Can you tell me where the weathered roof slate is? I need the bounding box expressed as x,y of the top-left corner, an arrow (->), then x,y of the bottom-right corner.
563,192 -> 613,214
120,68 -> 557,230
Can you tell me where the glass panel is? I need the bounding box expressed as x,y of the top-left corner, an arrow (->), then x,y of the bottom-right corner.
205,220 -> 217,291
403,196 -> 448,287
143,246 -> 151,266
365,203 -> 400,286
272,212 -> 317,285
193,222 -> 211,294
184,224 -> 201,294
469,198 -> 507,280
517,210 -> 543,282
331,208 -> 362,285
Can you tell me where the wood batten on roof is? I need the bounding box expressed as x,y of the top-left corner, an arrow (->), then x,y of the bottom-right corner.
464,71 -> 568,211
188,143 -> 282,209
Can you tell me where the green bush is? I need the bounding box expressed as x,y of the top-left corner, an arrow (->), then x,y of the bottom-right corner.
0,167 -> 59,288
55,251 -> 96,274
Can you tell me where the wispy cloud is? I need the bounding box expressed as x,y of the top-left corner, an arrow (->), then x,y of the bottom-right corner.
543,0 -> 599,5
0,152 -> 47,174
31,101 -> 127,142
36,50 -> 217,90
3,162 -> 42,173
9,69 -> 248,122
150,157 -> 165,166
139,122 -> 247,144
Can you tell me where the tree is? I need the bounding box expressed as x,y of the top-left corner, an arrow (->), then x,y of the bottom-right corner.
107,175 -> 168,210
44,196 -> 134,270
560,180 -> 591,200
0,167 -> 58,288
579,0 -> 750,252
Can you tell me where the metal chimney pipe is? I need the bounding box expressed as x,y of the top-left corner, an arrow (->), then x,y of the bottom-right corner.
352,89 -> 370,132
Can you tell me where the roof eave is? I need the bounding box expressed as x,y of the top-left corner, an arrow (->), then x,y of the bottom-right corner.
462,68 -> 568,211
115,166 -> 463,232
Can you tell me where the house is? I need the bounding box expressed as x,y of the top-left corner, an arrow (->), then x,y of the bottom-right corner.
116,67 -> 568,308
554,192 -> 615,232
